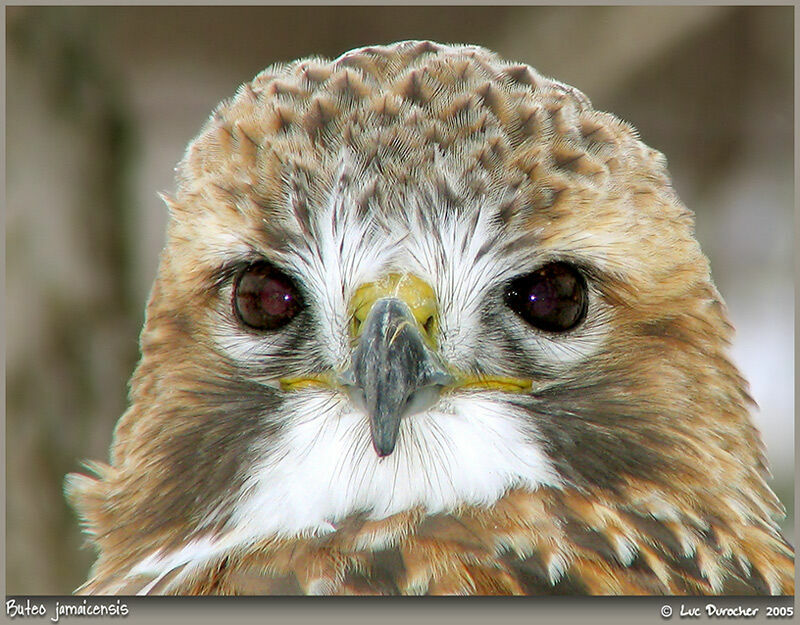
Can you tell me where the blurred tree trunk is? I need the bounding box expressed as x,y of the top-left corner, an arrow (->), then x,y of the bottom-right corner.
7,8 -> 141,593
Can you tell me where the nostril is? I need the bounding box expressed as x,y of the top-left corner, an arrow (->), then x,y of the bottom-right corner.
423,315 -> 435,336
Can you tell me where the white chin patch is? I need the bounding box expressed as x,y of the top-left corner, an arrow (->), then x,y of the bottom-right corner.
128,391 -> 560,587
221,391 -> 560,544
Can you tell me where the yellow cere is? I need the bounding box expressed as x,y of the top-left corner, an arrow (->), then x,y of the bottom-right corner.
350,273 -> 439,346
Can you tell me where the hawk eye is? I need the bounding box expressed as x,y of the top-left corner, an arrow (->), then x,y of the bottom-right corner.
504,262 -> 588,333
233,261 -> 304,330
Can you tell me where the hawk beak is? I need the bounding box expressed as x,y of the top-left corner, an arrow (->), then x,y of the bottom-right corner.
339,274 -> 453,457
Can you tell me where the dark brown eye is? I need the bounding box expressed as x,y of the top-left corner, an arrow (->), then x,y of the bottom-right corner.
504,262 -> 588,332
233,261 -> 304,330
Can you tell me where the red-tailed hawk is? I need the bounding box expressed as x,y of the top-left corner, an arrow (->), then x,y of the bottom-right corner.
66,40 -> 793,595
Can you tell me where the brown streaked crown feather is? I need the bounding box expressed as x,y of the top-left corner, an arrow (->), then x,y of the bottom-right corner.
66,40 -> 793,595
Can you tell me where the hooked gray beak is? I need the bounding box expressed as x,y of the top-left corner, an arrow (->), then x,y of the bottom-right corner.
340,297 -> 453,457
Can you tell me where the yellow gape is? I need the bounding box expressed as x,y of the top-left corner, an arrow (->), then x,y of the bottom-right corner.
281,272 -> 532,395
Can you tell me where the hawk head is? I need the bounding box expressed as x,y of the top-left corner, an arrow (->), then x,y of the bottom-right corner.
66,41 -> 792,595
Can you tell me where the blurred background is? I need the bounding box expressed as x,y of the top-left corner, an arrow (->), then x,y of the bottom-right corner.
6,6 -> 793,594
